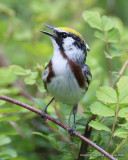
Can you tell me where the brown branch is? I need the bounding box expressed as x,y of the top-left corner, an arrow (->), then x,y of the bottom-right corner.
113,58 -> 128,88
77,115 -> 97,160
0,95 -> 116,160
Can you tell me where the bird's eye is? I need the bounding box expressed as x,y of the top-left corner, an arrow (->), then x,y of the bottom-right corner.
62,33 -> 68,38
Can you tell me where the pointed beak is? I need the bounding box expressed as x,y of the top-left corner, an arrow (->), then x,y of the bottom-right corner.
40,24 -> 57,39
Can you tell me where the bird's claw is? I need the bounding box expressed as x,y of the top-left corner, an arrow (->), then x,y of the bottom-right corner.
41,110 -> 47,121
68,125 -> 76,136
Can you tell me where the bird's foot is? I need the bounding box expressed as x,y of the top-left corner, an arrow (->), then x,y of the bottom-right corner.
41,109 -> 47,121
68,125 -> 76,136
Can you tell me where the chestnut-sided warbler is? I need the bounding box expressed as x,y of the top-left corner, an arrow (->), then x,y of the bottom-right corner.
40,24 -> 92,135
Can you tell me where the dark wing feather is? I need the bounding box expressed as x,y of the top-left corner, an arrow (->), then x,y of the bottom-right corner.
82,64 -> 92,90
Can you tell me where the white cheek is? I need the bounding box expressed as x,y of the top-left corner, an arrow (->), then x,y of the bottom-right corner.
63,37 -> 75,48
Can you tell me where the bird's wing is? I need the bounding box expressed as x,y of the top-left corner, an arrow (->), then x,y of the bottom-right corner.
82,64 -> 92,90
42,64 -> 49,91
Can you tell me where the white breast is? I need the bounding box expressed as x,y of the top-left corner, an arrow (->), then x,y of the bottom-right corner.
47,47 -> 85,104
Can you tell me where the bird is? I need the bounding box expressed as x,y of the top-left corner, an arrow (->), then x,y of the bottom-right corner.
40,24 -> 92,135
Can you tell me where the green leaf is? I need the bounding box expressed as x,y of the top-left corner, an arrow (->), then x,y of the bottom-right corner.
105,46 -> 121,59
117,76 -> 128,104
0,89 -> 10,94
96,86 -> 117,103
90,102 -> 115,117
47,122 -> 59,131
104,51 -> 112,59
89,150 -> 101,159
0,68 -> 16,85
106,28 -> 120,43
24,77 -> 36,85
38,86 -> 45,93
0,135 -> 11,146
114,128 -> 128,138
82,11 -> 102,30
109,46 -> 121,58
33,132 -> 50,141
0,116 -> 20,122
118,107 -> 128,118
9,65 -> 31,76
101,16 -> 114,31
0,148 -> 17,158
89,120 -> 111,132
0,100 -> 6,105
29,72 -> 38,79
0,108 -> 19,114
24,72 -> 38,85
94,31 -> 105,41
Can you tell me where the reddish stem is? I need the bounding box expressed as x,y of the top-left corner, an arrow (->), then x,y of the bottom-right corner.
0,95 -> 116,160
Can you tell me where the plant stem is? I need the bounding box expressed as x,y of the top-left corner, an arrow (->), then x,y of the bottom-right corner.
0,95 -> 116,160
113,58 -> 128,88
105,102 -> 120,152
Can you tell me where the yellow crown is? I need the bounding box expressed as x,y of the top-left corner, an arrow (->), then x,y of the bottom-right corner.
58,27 -> 84,41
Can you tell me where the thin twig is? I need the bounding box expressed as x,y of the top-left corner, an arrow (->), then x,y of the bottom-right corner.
105,102 -> 120,152
113,58 -> 128,88
0,95 -> 116,160
77,115 -> 97,160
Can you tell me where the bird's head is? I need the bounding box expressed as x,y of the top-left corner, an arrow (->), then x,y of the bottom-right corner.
41,24 -> 89,65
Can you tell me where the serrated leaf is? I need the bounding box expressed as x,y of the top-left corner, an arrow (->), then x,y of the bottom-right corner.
9,65 -> 31,75
96,86 -> 117,103
94,31 -> 105,41
82,11 -> 102,30
101,16 -> 114,31
89,120 -> 111,132
114,128 -> 128,138
90,102 -> 115,117
0,135 -> 11,146
118,107 -> 128,118
117,76 -> 128,103
106,28 -> 120,43
24,77 -> 36,85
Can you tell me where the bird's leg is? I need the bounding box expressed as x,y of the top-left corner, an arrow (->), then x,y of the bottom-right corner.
68,104 -> 78,136
41,98 -> 54,120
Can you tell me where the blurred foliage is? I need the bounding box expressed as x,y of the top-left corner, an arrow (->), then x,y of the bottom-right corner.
0,0 -> 128,160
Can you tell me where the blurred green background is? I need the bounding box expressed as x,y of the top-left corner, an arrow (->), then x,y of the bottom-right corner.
0,0 -> 128,160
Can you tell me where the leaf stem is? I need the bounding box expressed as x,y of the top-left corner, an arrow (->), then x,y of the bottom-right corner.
113,58 -> 128,88
105,102 -> 120,152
